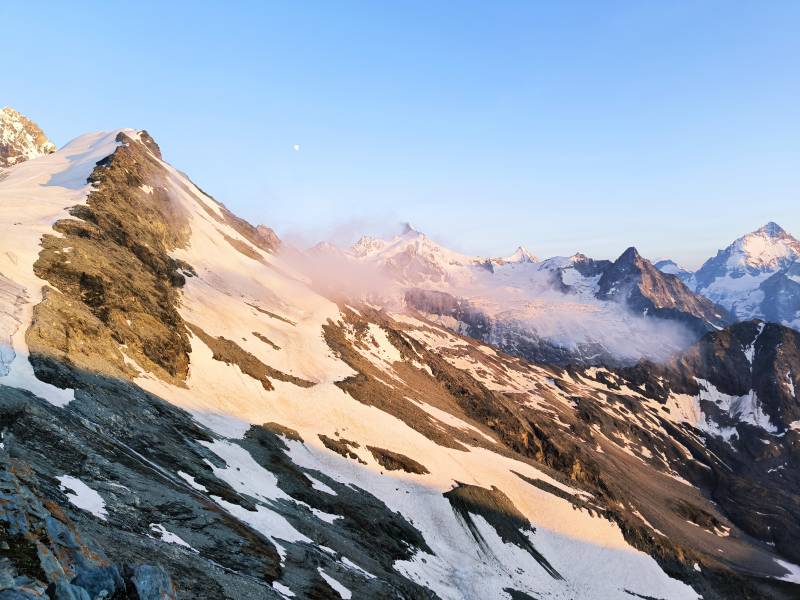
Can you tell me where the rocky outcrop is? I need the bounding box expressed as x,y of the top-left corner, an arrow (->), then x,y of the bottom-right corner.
366,446 -> 429,474
597,247 -> 730,334
187,323 -> 314,390
0,108 -> 55,168
444,483 -> 562,579
758,261 -> 800,326
30,131 -> 193,386
0,450 -> 175,599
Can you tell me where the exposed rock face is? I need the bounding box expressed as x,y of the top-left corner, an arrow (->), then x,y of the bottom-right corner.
757,260 -> 800,328
613,320 -> 800,570
30,131 -> 194,386
0,440 -> 176,599
367,446 -> 429,474
443,483 -> 561,580
187,322 -> 315,390
596,247 -> 730,335
639,320 -> 800,433
255,224 -> 281,252
0,107 -> 56,168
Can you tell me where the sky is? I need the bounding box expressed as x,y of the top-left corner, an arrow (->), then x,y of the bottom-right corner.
4,1 -> 799,268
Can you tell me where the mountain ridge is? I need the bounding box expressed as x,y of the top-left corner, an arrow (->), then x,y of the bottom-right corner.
0,113 -> 799,599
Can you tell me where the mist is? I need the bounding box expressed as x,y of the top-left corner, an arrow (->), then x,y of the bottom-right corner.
280,240 -> 699,365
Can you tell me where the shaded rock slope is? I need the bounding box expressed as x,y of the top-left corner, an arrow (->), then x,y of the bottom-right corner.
0,119 -> 798,599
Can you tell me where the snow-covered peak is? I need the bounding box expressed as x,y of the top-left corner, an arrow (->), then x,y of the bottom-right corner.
756,221 -> 787,238
726,222 -> 800,273
350,226 -> 472,265
655,259 -> 686,276
654,259 -> 695,287
491,245 -> 538,265
692,223 -> 800,321
350,235 -> 389,257
537,253 -> 582,271
0,107 -> 56,168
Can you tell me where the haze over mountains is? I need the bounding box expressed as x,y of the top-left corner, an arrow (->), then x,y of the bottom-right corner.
305,218 -> 800,367
1,109 -> 799,600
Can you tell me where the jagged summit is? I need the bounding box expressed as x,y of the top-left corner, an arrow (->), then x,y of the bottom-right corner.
0,107 -> 56,168
492,245 -> 538,265
617,246 -> 643,264
596,245 -> 729,333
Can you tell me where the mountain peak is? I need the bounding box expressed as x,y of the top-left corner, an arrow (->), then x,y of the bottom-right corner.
0,107 -> 56,168
693,222 -> 800,313
493,245 -> 537,265
727,222 -> 800,271
400,222 -> 422,236
351,235 -> 388,257
755,221 -> 787,238
617,246 -> 643,264
511,245 -> 537,262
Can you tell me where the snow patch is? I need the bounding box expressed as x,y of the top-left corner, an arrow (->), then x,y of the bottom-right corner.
177,470 -> 207,492
149,523 -> 197,552
696,378 -> 778,439
317,568 -> 351,599
57,475 -> 108,521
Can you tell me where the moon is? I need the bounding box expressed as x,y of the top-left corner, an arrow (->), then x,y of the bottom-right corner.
292,144 -> 301,152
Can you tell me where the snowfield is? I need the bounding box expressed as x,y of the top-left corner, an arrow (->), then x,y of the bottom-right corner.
0,130 -> 128,405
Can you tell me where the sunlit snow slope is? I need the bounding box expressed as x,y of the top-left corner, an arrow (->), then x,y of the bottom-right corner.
0,126 -> 797,600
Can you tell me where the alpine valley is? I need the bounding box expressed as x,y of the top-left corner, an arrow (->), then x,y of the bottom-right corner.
1,107 -> 799,600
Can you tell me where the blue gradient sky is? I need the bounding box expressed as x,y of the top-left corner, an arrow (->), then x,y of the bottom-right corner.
4,2 -> 799,267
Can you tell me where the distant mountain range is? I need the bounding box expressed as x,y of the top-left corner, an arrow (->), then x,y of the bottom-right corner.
310,224 -> 732,366
307,221 -> 800,368
2,107 -> 799,600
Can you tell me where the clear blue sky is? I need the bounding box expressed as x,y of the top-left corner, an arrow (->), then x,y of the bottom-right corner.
4,1 -> 799,267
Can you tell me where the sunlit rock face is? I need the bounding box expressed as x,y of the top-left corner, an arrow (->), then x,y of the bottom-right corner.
0,107 -> 56,168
